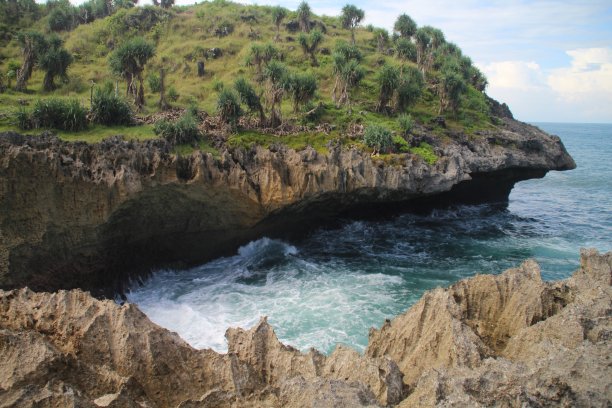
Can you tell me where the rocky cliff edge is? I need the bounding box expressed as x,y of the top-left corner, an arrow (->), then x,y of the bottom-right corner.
0,249 -> 609,407
0,119 -> 575,293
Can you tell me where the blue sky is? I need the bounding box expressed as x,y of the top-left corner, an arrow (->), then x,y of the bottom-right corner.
82,0 -> 612,122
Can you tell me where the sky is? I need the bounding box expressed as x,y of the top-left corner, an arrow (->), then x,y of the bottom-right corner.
80,0 -> 612,123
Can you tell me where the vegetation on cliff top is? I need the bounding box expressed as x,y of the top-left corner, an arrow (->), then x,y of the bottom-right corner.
0,0 -> 500,163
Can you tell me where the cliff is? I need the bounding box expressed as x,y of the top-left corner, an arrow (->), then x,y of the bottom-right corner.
0,249 -> 609,407
0,118 -> 574,293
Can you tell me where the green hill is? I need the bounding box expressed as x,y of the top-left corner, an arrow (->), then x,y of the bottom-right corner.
0,0 -> 497,157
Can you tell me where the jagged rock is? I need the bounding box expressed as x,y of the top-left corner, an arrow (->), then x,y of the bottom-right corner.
0,121 -> 574,293
0,250 -> 609,407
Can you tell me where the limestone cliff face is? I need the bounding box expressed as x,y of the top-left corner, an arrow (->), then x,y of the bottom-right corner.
0,118 -> 574,292
0,249 -> 609,407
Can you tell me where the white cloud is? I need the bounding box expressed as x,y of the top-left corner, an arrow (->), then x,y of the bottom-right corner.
479,61 -> 546,91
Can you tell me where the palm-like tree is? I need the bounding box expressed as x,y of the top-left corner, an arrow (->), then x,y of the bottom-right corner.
285,72 -> 317,113
394,14 -> 417,39
377,64 -> 399,113
373,28 -> 389,53
39,35 -> 73,91
109,37 -> 155,108
297,1 -> 311,33
246,43 -> 278,81
341,4 -> 364,45
298,30 -> 323,66
263,60 -> 288,127
271,6 -> 287,41
234,77 -> 266,126
15,31 -> 46,91
331,42 -> 364,111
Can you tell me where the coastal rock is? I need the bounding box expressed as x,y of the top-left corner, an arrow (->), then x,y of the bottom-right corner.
0,249 -> 609,407
0,118 -> 575,293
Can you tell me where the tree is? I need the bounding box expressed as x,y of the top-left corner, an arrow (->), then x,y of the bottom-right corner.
414,27 -> 430,72
285,71 -> 317,113
297,1 -> 311,33
271,6 -> 287,41
373,28 -> 388,53
109,37 -> 155,109
152,0 -> 173,8
298,29 -> 323,66
341,4 -> 364,45
246,43 -> 278,81
39,35 -> 73,91
396,66 -> 423,112
263,60 -> 288,127
377,63 -> 399,113
15,31 -> 46,91
363,124 -> 392,155
331,41 -> 364,111
438,67 -> 466,115
394,14 -> 416,38
395,38 -> 416,62
234,77 -> 266,126
217,88 -> 242,128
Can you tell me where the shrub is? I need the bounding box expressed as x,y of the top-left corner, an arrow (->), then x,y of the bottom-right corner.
392,135 -> 410,153
154,112 -> 200,145
30,98 -> 87,131
90,89 -> 132,125
167,86 -> 179,102
398,113 -> 414,135
15,107 -> 33,130
147,72 -> 161,93
48,6 -> 76,31
363,124 -> 392,153
216,88 -> 242,127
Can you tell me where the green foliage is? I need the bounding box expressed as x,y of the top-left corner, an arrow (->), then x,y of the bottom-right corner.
27,98 -> 88,131
373,28 -> 389,53
109,36 -> 155,106
154,111 -> 200,144
271,6 -> 287,39
234,77 -> 265,125
167,86 -> 179,102
392,134 -> 410,153
147,72 -> 161,93
331,41 -> 364,109
394,14 -> 416,38
411,142 -> 437,165
397,113 -> 414,135
90,88 -> 132,126
297,1 -> 312,33
395,38 -> 416,62
363,124 -> 392,152
396,66 -> 424,112
48,4 -> 76,32
285,71 -> 317,112
298,29 -> 323,66
15,107 -> 32,130
377,64 -> 399,112
439,67 -> 466,115
39,35 -> 73,91
217,88 -> 242,127
341,4 -> 364,44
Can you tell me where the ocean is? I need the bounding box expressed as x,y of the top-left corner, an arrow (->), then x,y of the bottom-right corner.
127,123 -> 612,354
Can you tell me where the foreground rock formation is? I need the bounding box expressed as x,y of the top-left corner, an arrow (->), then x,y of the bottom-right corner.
0,249 -> 609,407
0,118 -> 575,293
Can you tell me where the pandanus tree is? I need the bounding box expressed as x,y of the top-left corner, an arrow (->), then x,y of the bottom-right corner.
396,66 -> 424,112
331,42 -> 365,111
285,71 -> 317,113
341,4 -> 364,45
15,31 -> 47,91
297,1 -> 311,33
109,37 -> 155,109
377,63 -> 399,113
234,77 -> 266,126
271,6 -> 287,41
414,27 -> 430,73
263,60 -> 288,127
298,29 -> 323,66
39,35 -> 73,91
438,64 -> 466,115
395,38 -> 416,62
246,43 -> 278,81
394,14 -> 417,39
373,28 -> 388,53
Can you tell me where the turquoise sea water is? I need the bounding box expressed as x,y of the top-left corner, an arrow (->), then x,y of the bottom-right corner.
128,123 -> 612,354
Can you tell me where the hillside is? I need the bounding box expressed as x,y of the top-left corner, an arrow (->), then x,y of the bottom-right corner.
0,0 -> 500,158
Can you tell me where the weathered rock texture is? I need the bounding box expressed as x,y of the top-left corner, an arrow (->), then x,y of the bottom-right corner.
0,249 -> 609,407
0,118 -> 574,293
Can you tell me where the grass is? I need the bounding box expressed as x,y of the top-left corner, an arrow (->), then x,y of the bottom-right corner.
0,0 -> 495,152
172,138 -> 220,157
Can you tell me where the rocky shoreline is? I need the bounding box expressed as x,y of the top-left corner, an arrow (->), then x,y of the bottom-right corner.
0,117 -> 574,294
0,249 -> 609,407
